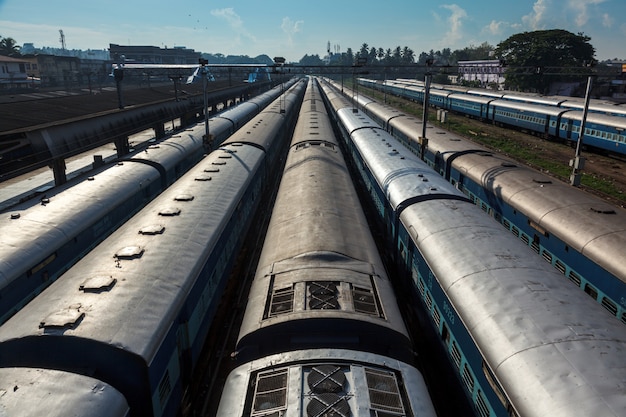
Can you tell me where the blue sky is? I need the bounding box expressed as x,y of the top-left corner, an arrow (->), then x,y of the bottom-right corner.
1,0 -> 624,62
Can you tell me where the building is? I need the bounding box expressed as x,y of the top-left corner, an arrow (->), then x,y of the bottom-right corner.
0,55 -> 33,89
109,44 -> 201,65
457,59 -> 505,89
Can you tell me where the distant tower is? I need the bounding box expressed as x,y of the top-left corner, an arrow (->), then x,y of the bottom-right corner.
59,30 -> 66,50
327,41 -> 331,55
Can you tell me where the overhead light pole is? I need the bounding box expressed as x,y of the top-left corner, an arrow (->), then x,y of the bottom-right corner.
273,57 -> 286,113
419,58 -> 434,160
199,58 -> 211,150
570,62 -> 596,186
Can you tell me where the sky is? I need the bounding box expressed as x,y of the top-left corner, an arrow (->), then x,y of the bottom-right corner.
0,0 -> 625,63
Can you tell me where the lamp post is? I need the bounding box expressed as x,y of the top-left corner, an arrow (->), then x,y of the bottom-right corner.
569,74 -> 594,186
273,57 -> 286,113
199,58 -> 211,150
353,57 -> 367,113
419,58 -> 434,160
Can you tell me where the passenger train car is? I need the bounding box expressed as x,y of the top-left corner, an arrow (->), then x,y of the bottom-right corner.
335,78 -> 626,325
0,367 -> 130,417
0,78 -> 306,417
0,80 -> 295,325
360,78 -> 626,155
320,77 -> 626,417
216,78 -> 439,417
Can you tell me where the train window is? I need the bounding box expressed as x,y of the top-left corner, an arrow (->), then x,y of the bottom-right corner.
601,297 -> 618,316
568,271 -> 582,287
511,227 -> 520,238
475,390 -> 491,417
530,236 -> 540,254
584,283 -> 598,300
268,286 -> 294,317
432,307 -> 441,329
365,368 -> 406,416
521,234 -> 529,245
503,219 -> 511,230
252,369 -> 288,416
554,260 -> 566,274
418,278 -> 426,296
462,363 -> 475,393
425,292 -> 433,311
450,341 -> 462,369
158,371 -> 171,407
352,284 -> 382,317
541,250 -> 552,264
621,313 -> 626,325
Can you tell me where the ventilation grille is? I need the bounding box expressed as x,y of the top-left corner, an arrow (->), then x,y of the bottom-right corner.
365,368 -> 405,416
306,365 -> 351,417
252,369 -> 288,416
308,281 -> 339,310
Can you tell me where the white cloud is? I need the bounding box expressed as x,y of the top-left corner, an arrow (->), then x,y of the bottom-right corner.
485,20 -> 507,36
568,0 -> 608,26
281,17 -> 303,46
440,4 -> 467,46
522,0 -> 549,30
210,8 -> 257,42
602,13 -> 613,28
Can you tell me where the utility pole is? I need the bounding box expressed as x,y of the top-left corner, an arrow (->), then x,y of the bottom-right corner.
570,74 -> 593,186
419,58 -> 434,161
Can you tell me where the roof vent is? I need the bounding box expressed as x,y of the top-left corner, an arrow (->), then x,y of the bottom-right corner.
80,275 -> 116,292
174,194 -> 194,201
139,225 -> 165,235
115,246 -> 144,259
40,306 -> 84,329
159,207 -> 181,216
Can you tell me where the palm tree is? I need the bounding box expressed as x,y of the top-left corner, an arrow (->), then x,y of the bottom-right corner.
0,37 -> 21,57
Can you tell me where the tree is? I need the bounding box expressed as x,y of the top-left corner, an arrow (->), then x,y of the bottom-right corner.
0,36 -> 21,57
494,29 -> 595,93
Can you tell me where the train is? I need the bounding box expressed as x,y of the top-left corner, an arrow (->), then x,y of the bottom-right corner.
216,77 -> 439,417
0,78 -> 306,417
0,79 -> 296,324
334,78 -> 626,325
359,78 -> 626,156
319,77 -> 626,417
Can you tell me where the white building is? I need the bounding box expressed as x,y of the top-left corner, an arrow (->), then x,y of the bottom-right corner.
0,55 -> 33,89
458,59 -> 505,89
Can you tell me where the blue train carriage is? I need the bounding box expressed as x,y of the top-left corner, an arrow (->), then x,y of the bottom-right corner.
447,150 -> 626,322
395,182 -> 626,417
0,143 -> 271,417
559,110 -> 626,154
340,79 -> 626,325
0,82 -> 295,326
0,161 -> 162,324
0,80 -> 307,417
216,349 -> 438,417
0,367 -> 130,417
488,99 -> 566,136
447,92 -> 493,119
323,86 -> 626,416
